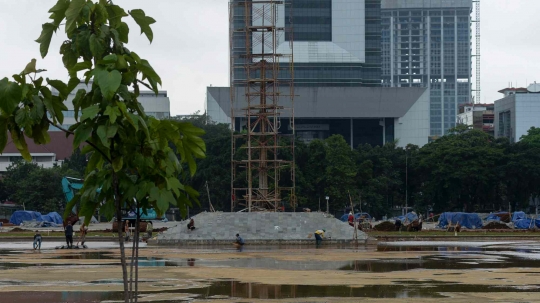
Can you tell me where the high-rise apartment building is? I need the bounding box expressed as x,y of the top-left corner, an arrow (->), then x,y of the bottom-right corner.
381,0 -> 472,137
230,0 -> 382,87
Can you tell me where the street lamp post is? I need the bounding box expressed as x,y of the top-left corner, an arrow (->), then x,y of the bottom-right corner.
405,149 -> 408,216
325,196 -> 329,214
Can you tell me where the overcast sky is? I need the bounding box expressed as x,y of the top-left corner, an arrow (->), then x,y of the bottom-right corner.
0,1 -> 538,114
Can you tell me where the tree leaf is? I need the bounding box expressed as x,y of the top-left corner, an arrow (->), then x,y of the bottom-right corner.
10,129 -> 31,161
104,105 -> 121,123
35,23 -> 57,58
30,96 -> 45,120
48,0 -> 70,26
129,9 -> 156,43
73,123 -> 92,149
22,59 -> 37,75
70,61 -> 92,73
106,4 -> 128,28
81,104 -> 100,121
95,70 -> 121,101
117,22 -> 129,43
67,77 -> 80,95
47,79 -> 68,98
112,157 -> 123,172
89,34 -> 104,60
0,78 -> 22,114
0,118 -> 7,152
65,0 -> 86,36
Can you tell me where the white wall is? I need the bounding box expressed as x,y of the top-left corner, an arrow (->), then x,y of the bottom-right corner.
206,88 -> 231,125
394,89 -> 430,147
515,94 -> 540,141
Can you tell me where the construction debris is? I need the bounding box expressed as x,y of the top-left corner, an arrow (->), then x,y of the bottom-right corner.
373,221 -> 396,232
482,222 -> 511,230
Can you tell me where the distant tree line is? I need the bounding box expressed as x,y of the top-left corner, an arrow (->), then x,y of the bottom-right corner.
3,115 -> 540,219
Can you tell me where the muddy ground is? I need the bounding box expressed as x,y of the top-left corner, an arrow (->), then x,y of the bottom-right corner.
0,242 -> 539,302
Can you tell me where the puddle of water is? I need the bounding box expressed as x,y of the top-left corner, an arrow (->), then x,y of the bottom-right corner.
0,241 -> 146,250
0,291 -> 123,303
2,280 -> 540,302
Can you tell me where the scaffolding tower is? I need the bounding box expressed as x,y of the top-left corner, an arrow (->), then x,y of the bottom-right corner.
473,0 -> 481,103
229,0 -> 295,212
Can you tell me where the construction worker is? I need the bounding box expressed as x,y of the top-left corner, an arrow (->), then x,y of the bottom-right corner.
65,222 -> 74,248
33,230 -> 42,250
187,218 -> 195,231
348,212 -> 354,227
314,229 -> 325,246
76,224 -> 88,247
234,233 -> 245,250
147,221 -> 153,239
124,220 -> 130,242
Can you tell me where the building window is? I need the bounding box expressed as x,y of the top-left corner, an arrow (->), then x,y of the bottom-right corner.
285,0 -> 332,41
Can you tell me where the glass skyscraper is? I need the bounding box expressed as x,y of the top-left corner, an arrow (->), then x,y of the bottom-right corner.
381,0 -> 472,137
231,0 -> 382,87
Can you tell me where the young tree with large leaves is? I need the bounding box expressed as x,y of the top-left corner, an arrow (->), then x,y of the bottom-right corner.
0,1 -> 205,302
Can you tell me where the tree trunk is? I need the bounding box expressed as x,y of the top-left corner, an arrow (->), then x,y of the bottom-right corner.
114,173 -> 130,303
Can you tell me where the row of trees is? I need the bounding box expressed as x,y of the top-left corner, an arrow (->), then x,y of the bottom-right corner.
184,120 -> 540,219
3,120 -> 540,219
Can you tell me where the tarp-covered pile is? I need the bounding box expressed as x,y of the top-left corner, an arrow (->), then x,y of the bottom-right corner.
9,211 -> 63,226
513,218 -> 539,229
396,212 -> 419,225
512,211 -> 527,222
438,212 -> 483,229
485,212 -> 511,223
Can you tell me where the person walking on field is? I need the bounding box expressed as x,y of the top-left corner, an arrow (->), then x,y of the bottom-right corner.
33,230 -> 42,250
124,220 -> 130,242
65,222 -> 74,249
76,224 -> 88,247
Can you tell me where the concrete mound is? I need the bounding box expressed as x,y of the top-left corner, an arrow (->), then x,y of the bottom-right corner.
156,212 -> 367,245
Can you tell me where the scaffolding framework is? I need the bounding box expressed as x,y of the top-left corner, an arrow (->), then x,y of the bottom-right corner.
229,0 -> 295,212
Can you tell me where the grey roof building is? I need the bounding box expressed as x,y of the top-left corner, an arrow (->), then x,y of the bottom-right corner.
207,86 -> 430,147
381,0 -> 473,138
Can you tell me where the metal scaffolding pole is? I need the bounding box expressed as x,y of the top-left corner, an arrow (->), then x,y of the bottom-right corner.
229,0 -> 295,212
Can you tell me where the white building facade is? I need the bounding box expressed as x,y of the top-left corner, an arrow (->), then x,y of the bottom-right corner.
494,86 -> 540,143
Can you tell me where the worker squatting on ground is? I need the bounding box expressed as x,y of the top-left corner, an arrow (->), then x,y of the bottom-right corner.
33,230 -> 42,250
314,229 -> 325,246
187,218 -> 195,231
234,233 -> 245,251
65,222 -> 73,248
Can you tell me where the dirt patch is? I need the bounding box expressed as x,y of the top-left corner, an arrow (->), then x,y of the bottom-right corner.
9,227 -> 26,232
373,221 -> 396,232
482,222 -> 510,230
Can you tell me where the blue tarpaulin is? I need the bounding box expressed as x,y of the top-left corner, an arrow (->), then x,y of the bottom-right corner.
438,212 -> 483,229
512,211 -> 526,222
340,212 -> 372,222
40,212 -> 63,225
485,212 -> 509,221
513,215 -> 540,229
9,211 -> 43,225
9,211 -> 64,225
395,212 -> 419,224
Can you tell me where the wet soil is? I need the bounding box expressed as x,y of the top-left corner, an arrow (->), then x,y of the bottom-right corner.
0,242 -> 540,302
